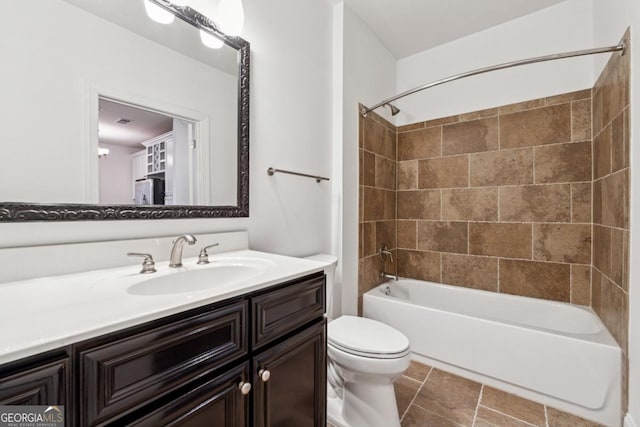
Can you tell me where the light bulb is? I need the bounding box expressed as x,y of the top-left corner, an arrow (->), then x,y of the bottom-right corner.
143,0 -> 175,24
200,30 -> 223,49
218,0 -> 244,36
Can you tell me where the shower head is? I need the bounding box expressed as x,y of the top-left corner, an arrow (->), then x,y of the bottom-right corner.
385,103 -> 400,116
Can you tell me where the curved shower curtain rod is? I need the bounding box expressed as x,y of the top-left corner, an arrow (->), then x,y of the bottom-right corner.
361,43 -> 625,117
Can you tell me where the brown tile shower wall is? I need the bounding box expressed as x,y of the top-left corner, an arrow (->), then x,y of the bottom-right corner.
591,29 -> 630,415
358,108 -> 396,314
395,89 -> 593,303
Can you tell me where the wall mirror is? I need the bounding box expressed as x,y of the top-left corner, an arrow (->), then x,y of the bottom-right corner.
0,0 -> 249,221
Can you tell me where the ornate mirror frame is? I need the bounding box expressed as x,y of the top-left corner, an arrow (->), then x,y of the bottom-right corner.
0,0 -> 249,221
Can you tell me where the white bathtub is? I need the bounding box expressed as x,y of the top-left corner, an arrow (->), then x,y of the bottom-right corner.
363,279 -> 621,426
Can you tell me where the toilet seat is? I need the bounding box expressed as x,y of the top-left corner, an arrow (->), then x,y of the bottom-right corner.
328,315 -> 410,359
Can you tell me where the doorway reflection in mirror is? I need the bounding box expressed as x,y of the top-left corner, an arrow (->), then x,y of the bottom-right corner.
97,98 -> 195,206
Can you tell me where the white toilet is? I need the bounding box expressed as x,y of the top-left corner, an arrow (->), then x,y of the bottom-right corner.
305,255 -> 411,427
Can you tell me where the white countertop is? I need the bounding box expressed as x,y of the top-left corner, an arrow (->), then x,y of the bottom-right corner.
0,249 -> 330,365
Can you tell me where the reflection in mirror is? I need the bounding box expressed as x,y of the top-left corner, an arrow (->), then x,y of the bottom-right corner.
98,99 -> 196,206
0,0 -> 249,221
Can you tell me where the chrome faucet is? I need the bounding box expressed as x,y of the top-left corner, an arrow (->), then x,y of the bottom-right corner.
169,234 -> 197,268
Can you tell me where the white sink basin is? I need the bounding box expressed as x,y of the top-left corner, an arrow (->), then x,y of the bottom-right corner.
128,262 -> 267,295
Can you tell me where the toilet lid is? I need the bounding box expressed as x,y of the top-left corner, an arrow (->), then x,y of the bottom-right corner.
328,316 -> 410,358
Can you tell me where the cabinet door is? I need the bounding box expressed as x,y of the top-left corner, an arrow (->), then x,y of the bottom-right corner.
0,356 -> 68,407
128,362 -> 250,427
253,320 -> 326,427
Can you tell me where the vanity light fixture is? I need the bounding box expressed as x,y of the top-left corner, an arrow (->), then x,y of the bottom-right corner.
143,0 -> 244,48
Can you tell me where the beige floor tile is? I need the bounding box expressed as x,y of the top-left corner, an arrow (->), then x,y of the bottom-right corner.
474,406 -> 533,427
405,360 -> 432,382
395,376 -> 423,417
402,404 -> 464,427
480,386 -> 545,426
546,407 -> 604,427
412,369 -> 482,426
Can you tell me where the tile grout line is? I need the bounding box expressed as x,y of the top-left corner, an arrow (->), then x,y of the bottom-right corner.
544,405 -> 549,427
531,223 -> 534,261
396,178 -> 592,191
569,263 -> 573,303
401,366 -> 433,422
471,384 -> 484,426
570,184 -> 574,223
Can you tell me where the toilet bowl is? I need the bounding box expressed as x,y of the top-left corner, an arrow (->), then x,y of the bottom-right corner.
327,315 -> 411,427
304,255 -> 411,427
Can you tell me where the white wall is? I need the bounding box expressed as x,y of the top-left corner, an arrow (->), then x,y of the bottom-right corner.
0,0 -> 334,260
592,0 -> 640,424
98,143 -> 139,205
336,2 -> 396,315
394,0 -> 594,125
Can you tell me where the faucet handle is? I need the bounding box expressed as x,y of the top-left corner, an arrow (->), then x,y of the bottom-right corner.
379,245 -> 394,263
127,252 -> 157,274
197,243 -> 220,265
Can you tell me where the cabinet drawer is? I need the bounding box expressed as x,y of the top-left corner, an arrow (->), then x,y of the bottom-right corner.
252,273 -> 325,349
78,300 -> 247,425
0,356 -> 68,407
127,362 -> 249,427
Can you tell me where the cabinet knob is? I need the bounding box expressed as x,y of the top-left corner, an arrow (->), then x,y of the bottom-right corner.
238,381 -> 252,395
259,369 -> 271,382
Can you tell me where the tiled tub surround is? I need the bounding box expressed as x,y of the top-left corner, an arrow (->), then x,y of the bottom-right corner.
395,89 -> 593,304
357,33 -> 632,424
358,89 -> 596,314
396,361 -> 605,427
591,29 -> 631,416
364,280 -> 620,425
359,109 -> 397,313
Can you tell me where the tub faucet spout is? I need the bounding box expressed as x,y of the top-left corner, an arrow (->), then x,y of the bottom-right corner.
382,272 -> 398,282
169,234 -> 197,268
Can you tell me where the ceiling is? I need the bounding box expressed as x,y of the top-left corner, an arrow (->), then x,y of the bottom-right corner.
99,99 -> 173,148
343,0 -> 569,59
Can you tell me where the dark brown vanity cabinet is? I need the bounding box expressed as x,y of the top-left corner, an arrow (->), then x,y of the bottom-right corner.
0,354 -> 69,408
0,272 -> 327,427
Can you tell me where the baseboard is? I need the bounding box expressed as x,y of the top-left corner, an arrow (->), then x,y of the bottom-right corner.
625,413 -> 637,427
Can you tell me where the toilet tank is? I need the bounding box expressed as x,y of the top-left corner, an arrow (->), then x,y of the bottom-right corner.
305,254 -> 338,320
